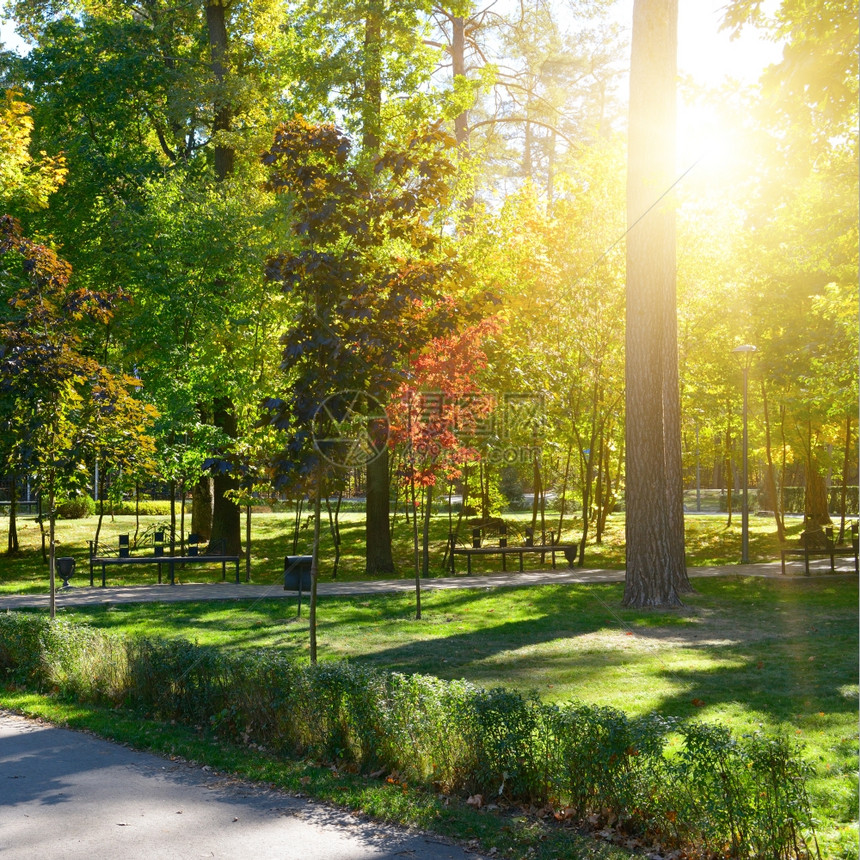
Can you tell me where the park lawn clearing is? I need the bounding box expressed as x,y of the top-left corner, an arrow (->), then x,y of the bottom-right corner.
56,574 -> 859,856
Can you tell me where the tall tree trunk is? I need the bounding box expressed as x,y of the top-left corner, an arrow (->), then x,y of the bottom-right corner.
805,466 -> 832,527
192,477 -> 214,540
211,397 -> 241,555
206,1 -> 234,181
366,446 -> 395,574
362,4 -> 382,153
451,16 -> 469,147
623,0 -> 689,607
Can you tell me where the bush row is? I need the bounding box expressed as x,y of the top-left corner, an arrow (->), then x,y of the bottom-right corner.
0,613 -> 818,859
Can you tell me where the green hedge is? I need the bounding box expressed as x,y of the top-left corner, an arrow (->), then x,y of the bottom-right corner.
96,500 -> 190,516
0,613 -> 817,860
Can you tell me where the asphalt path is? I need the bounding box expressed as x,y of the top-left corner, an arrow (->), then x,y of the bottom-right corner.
0,711 -> 482,860
4,559 -> 856,612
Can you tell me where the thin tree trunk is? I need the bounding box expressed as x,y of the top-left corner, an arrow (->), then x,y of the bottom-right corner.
725,425 -> 733,527
169,480 -> 177,555
180,480 -> 187,554
556,441 -> 573,540
292,496 -> 304,555
135,482 -> 141,543
245,504 -> 251,581
761,381 -> 785,541
325,488 -> 343,579
838,415 -> 853,542
94,469 -> 106,549
7,475 -> 18,555
530,456 -> 540,535
596,428 -> 616,542
410,463 -> 421,619
780,404 -> 788,520
422,482 -> 433,577
49,484 -> 56,619
38,494 -> 47,562
309,479 -> 322,664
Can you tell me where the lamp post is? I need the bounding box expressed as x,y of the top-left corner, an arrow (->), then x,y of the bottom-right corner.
732,344 -> 757,563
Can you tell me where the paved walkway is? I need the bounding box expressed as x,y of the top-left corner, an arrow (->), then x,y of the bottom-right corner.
2,559 -> 854,610
0,711 -> 479,860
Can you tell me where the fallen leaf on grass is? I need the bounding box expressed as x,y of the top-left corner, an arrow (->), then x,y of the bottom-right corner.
466,794 -> 483,808
691,699 -> 706,707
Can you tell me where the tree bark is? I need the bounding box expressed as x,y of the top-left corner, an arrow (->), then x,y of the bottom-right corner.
623,0 -> 689,607
362,4 -> 383,152
6,474 -> 18,555
805,465 -> 832,527
421,482 -> 433,577
761,380 -> 785,541
838,415 -> 853,541
211,397 -> 241,555
206,1 -> 234,181
365,446 -> 395,574
191,476 -> 214,540
451,16 -> 469,147
309,480 -> 322,664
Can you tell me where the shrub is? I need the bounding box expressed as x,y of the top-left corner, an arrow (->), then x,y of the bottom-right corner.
0,613 -> 820,859
56,494 -> 96,519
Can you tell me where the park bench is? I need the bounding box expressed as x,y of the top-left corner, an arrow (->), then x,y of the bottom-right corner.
448,518 -> 579,575
780,522 -> 858,576
88,527 -> 240,586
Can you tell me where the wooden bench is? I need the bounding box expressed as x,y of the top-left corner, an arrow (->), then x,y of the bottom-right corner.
89,531 -> 240,586
780,523 -> 858,576
448,520 -> 579,575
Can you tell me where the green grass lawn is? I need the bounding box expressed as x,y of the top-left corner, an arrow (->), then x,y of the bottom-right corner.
0,508 -> 812,593
1,510 -> 857,856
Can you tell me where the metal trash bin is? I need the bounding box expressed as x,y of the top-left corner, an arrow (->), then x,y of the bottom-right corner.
284,555 -> 313,590
57,557 -> 75,589
284,555 -> 313,617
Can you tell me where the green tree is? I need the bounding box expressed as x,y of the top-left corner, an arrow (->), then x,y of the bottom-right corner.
0,215 -> 154,616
